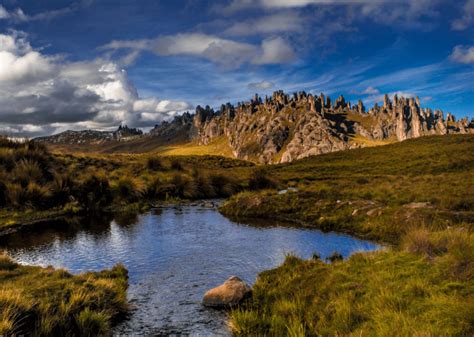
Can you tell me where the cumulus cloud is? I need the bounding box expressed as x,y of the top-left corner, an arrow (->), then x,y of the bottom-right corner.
102,33 -> 296,67
0,32 -> 192,137
247,81 -> 275,90
449,45 -> 474,64
452,0 -> 474,30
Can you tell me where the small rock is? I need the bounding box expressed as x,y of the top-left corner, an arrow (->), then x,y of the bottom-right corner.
202,276 -> 251,308
366,208 -> 382,217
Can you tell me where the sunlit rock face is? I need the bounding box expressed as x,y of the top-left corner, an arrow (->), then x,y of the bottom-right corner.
35,90 -> 473,163
187,91 -> 473,163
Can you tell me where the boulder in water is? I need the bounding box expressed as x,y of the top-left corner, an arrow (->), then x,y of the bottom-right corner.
202,276 -> 251,308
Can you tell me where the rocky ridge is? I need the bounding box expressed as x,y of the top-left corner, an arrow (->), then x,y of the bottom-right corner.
185,91 -> 473,163
35,125 -> 143,145
34,91 -> 473,163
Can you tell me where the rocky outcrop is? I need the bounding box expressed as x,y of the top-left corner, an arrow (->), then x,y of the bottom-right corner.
188,91 -> 472,163
202,276 -> 251,308
34,90 -> 473,163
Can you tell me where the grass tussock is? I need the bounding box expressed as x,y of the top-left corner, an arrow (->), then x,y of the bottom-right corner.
0,137 -> 257,229
231,229 -> 474,336
0,253 -> 128,336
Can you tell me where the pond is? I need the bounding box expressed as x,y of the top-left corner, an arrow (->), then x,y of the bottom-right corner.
0,202 -> 380,335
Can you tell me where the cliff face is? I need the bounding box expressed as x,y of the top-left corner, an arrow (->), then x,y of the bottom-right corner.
182,91 -> 473,163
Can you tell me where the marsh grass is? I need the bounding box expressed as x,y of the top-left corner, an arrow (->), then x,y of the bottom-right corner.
226,135 -> 474,336
0,253 -> 128,336
231,230 -> 474,336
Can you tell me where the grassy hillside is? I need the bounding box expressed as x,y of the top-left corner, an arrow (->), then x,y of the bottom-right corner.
221,134 -> 474,243
0,254 -> 128,335
222,134 -> 474,336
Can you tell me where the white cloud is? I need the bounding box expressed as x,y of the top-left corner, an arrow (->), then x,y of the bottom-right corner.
102,33 -> 296,67
0,50 -> 54,84
0,32 -> 192,137
0,5 -> 28,22
452,0 -> 474,30
253,37 -> 295,64
225,13 -> 303,35
0,2 -> 86,23
362,86 -> 380,95
0,5 -> 10,19
216,0 -> 440,31
216,0 -> 374,13
449,45 -> 474,64
248,81 -> 275,90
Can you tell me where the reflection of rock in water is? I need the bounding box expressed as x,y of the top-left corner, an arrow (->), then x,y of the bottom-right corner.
0,204 -> 380,335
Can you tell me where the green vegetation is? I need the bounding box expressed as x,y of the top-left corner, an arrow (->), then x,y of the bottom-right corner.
0,137 -> 254,231
221,135 -> 474,243
0,254 -> 128,335
231,229 -> 473,336
223,134 -> 474,336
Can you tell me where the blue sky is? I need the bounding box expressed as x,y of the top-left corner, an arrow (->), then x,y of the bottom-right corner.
0,0 -> 473,136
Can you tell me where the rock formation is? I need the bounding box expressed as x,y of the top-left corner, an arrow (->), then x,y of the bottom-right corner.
34,90 -> 473,163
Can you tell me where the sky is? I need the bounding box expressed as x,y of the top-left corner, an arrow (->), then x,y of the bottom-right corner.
0,0 -> 473,137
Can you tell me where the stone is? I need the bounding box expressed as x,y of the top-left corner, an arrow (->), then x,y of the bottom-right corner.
202,276 -> 251,308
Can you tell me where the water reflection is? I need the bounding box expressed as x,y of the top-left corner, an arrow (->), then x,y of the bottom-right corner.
1,203 -> 380,335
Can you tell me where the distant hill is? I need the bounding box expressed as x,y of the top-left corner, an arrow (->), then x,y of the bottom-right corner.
34,91 -> 473,163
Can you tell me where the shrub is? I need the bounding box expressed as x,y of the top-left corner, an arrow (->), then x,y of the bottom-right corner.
170,159 -> 183,171
170,174 -> 197,199
248,168 -> 276,190
146,176 -> 162,199
50,172 -> 74,205
76,175 -> 112,211
115,177 -> 143,202
209,173 -> 240,197
25,182 -> 51,209
192,169 -> 216,198
5,183 -> 25,207
326,251 -> 343,263
12,159 -> 43,187
147,157 -> 163,171
0,254 -> 17,271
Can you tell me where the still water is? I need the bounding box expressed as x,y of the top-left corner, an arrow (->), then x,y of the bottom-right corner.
0,202 -> 380,336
